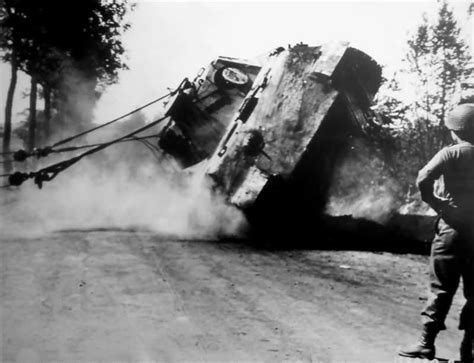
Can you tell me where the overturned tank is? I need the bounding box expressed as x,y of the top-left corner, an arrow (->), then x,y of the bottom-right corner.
159,42 -> 382,234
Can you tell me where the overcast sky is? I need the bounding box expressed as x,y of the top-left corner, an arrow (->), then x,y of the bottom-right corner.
0,0 -> 472,127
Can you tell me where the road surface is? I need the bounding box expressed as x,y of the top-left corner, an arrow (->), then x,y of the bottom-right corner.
0,229 -> 466,362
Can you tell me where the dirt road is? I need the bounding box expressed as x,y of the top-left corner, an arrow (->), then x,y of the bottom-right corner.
0,230 -> 466,362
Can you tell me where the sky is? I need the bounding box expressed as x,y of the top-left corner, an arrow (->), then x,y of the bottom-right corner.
0,0 -> 472,128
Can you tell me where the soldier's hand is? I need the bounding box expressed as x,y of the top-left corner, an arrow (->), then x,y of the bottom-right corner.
439,203 -> 466,232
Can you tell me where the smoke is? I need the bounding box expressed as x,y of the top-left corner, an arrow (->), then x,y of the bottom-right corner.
1,58 -> 250,240
325,139 -> 402,223
0,154 -> 248,239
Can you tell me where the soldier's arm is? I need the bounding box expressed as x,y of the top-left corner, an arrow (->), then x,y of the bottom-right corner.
416,149 -> 449,213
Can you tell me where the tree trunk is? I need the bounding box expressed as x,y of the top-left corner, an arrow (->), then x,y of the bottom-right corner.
3,51 -> 17,174
44,85 -> 52,143
28,76 -> 38,152
439,55 -> 449,145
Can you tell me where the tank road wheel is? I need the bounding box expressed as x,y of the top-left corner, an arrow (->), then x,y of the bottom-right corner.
214,67 -> 250,89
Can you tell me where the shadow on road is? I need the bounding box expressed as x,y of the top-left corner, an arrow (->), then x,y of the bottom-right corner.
245,213 -> 436,255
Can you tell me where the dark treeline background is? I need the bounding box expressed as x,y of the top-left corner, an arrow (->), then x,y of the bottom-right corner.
357,0 -> 473,209
0,0 -> 134,173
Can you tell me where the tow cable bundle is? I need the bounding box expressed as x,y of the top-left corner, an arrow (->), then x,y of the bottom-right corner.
0,79 -> 190,189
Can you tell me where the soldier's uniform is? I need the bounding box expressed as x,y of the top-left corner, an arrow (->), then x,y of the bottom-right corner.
399,104 -> 474,362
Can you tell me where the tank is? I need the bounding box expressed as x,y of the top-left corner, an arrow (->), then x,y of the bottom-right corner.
159,42 -> 382,233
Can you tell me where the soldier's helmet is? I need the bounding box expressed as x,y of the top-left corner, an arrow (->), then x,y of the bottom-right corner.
446,103 -> 474,133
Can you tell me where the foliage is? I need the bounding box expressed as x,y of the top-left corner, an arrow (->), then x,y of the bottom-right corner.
0,0 -> 134,152
1,0 -> 133,88
404,2 -> 471,127
371,0 -> 472,203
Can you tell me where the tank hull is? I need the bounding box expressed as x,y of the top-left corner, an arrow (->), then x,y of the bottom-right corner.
160,42 -> 382,230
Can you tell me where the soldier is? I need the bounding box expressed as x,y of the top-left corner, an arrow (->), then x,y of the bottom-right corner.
398,103 -> 474,362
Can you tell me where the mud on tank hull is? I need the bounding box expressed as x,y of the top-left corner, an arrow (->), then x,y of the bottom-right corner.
160,42 -> 382,235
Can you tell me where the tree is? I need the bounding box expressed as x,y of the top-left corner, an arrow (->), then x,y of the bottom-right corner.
44,0 -> 134,135
372,0 -> 472,200
1,2 -> 19,172
2,49 -> 17,173
404,1 -> 471,140
0,0 -> 133,165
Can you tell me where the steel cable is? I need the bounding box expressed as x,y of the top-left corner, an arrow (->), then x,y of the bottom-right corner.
51,132 -> 162,153
0,82 -> 184,158
3,114 -> 168,188
50,92 -> 174,148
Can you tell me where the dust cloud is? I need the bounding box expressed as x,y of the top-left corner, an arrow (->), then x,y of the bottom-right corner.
0,149 -> 248,240
325,139 -> 401,223
1,63 -> 247,240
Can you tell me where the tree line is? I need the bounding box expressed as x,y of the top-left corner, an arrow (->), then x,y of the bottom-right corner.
368,0 -> 473,206
1,0 -> 134,173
